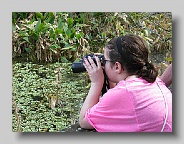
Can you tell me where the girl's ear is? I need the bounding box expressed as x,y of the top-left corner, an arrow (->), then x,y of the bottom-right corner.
114,62 -> 123,73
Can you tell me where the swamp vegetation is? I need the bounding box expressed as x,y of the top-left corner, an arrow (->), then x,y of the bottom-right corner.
12,12 -> 172,132
12,61 -> 88,132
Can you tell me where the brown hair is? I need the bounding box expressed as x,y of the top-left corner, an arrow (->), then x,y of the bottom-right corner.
105,34 -> 158,83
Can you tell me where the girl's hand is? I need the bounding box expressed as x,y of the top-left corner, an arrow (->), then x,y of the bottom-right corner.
83,56 -> 104,86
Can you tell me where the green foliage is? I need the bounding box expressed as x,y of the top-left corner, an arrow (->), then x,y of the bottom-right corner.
12,62 -> 88,132
12,12 -> 172,63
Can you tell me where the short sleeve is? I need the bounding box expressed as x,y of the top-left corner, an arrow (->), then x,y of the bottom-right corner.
85,85 -> 139,132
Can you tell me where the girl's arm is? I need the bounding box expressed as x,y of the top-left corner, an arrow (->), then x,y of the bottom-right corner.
160,63 -> 172,87
79,56 -> 104,129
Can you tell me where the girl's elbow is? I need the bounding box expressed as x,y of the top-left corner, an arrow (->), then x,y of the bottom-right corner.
79,118 -> 94,129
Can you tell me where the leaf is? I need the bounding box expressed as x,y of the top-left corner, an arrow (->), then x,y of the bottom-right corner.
68,18 -> 74,27
166,57 -> 172,62
75,23 -> 88,27
55,28 -> 62,35
50,44 -> 60,49
23,37 -> 29,42
76,33 -> 81,40
35,19 -> 41,32
12,23 -> 16,31
36,12 -> 44,21
25,47 -> 31,53
61,46 -> 76,51
61,23 -> 68,33
32,32 -> 39,40
75,32 -> 84,40
19,31 -> 29,37
65,29 -> 71,38
61,56 -> 68,63
49,29 -> 55,39
48,12 -> 55,24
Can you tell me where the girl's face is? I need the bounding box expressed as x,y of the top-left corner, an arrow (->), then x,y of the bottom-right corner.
103,48 -> 117,83
103,48 -> 125,83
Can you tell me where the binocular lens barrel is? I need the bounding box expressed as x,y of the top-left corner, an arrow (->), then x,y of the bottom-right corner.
71,62 -> 86,73
71,54 -> 104,73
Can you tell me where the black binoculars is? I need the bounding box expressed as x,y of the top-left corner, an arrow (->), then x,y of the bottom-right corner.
72,53 -> 110,95
71,54 -> 104,73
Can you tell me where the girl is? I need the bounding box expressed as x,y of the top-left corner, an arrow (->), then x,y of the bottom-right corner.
79,34 -> 172,132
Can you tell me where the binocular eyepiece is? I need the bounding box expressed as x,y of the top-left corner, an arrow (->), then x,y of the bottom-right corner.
71,54 -> 104,73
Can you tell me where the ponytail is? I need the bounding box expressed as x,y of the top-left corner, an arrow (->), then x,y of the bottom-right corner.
137,62 -> 158,83
107,34 -> 158,83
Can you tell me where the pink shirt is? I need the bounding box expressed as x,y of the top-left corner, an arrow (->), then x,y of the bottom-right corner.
85,77 -> 172,132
